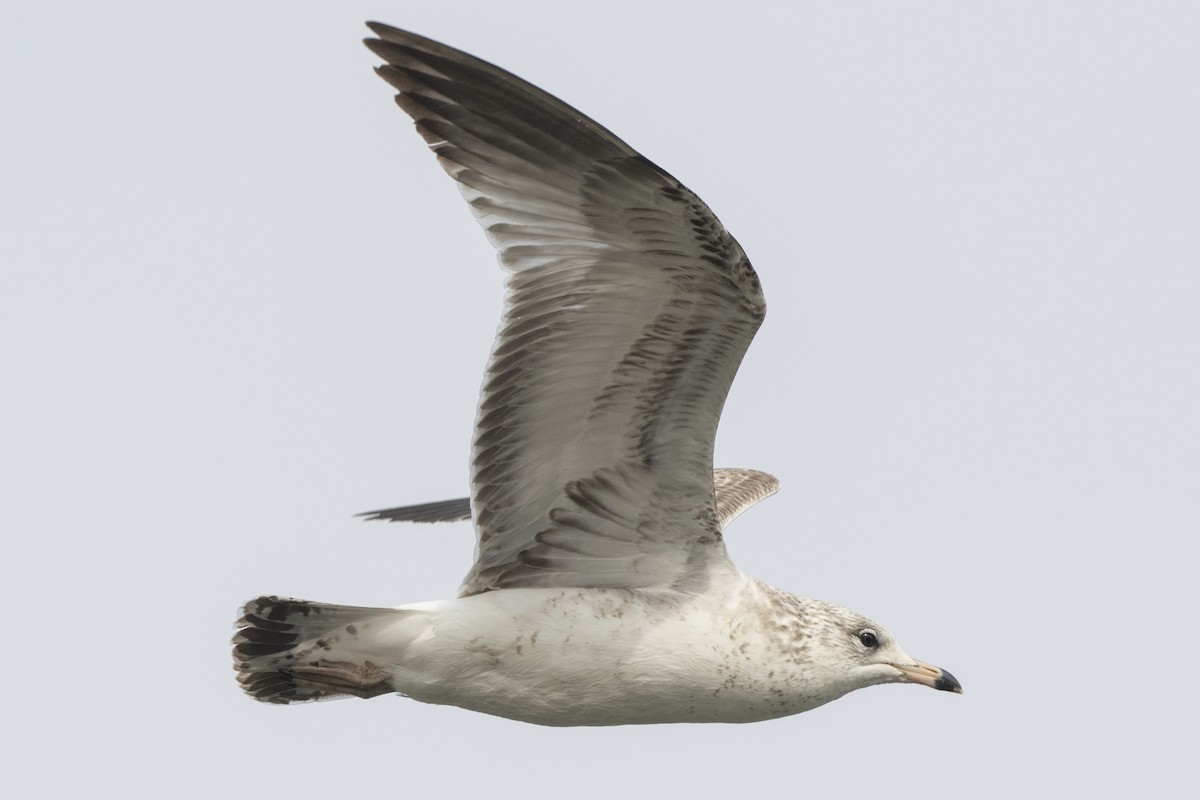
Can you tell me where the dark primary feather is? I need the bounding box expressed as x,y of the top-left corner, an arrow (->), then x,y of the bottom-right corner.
366,24 -> 766,595
358,497 -> 472,524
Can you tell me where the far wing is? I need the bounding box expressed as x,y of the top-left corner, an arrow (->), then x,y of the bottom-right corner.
358,469 -> 779,529
358,498 -> 472,524
712,468 -> 780,527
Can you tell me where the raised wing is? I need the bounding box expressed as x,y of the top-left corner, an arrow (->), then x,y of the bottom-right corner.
358,468 -> 780,529
366,25 -> 766,595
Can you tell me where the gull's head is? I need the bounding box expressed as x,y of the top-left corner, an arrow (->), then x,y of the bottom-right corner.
793,598 -> 963,701
843,620 -> 962,694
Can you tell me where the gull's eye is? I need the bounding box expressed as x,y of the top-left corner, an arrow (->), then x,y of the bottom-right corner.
858,630 -> 879,648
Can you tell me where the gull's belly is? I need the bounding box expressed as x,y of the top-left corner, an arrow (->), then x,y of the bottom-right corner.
388,585 -> 823,726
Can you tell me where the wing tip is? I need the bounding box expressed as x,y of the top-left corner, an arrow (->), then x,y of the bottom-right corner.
356,497 -> 473,524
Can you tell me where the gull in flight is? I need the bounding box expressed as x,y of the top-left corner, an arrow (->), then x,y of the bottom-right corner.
232,22 -> 962,725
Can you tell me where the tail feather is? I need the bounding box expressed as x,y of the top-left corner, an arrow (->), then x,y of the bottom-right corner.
232,595 -> 410,704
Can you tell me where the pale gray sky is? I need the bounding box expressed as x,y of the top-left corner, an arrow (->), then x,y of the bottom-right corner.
4,2 -> 1197,797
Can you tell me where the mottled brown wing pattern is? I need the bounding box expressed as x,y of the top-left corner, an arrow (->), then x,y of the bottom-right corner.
712,469 -> 781,527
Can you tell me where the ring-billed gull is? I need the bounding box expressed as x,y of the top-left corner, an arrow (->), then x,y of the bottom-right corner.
232,22 -> 962,726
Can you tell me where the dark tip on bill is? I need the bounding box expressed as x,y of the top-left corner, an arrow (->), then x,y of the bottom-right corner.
935,668 -> 964,694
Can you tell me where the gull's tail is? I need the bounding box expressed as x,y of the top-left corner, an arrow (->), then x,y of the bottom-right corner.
232,595 -> 419,703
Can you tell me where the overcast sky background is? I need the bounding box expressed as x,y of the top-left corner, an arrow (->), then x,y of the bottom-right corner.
4,2 -> 1197,797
